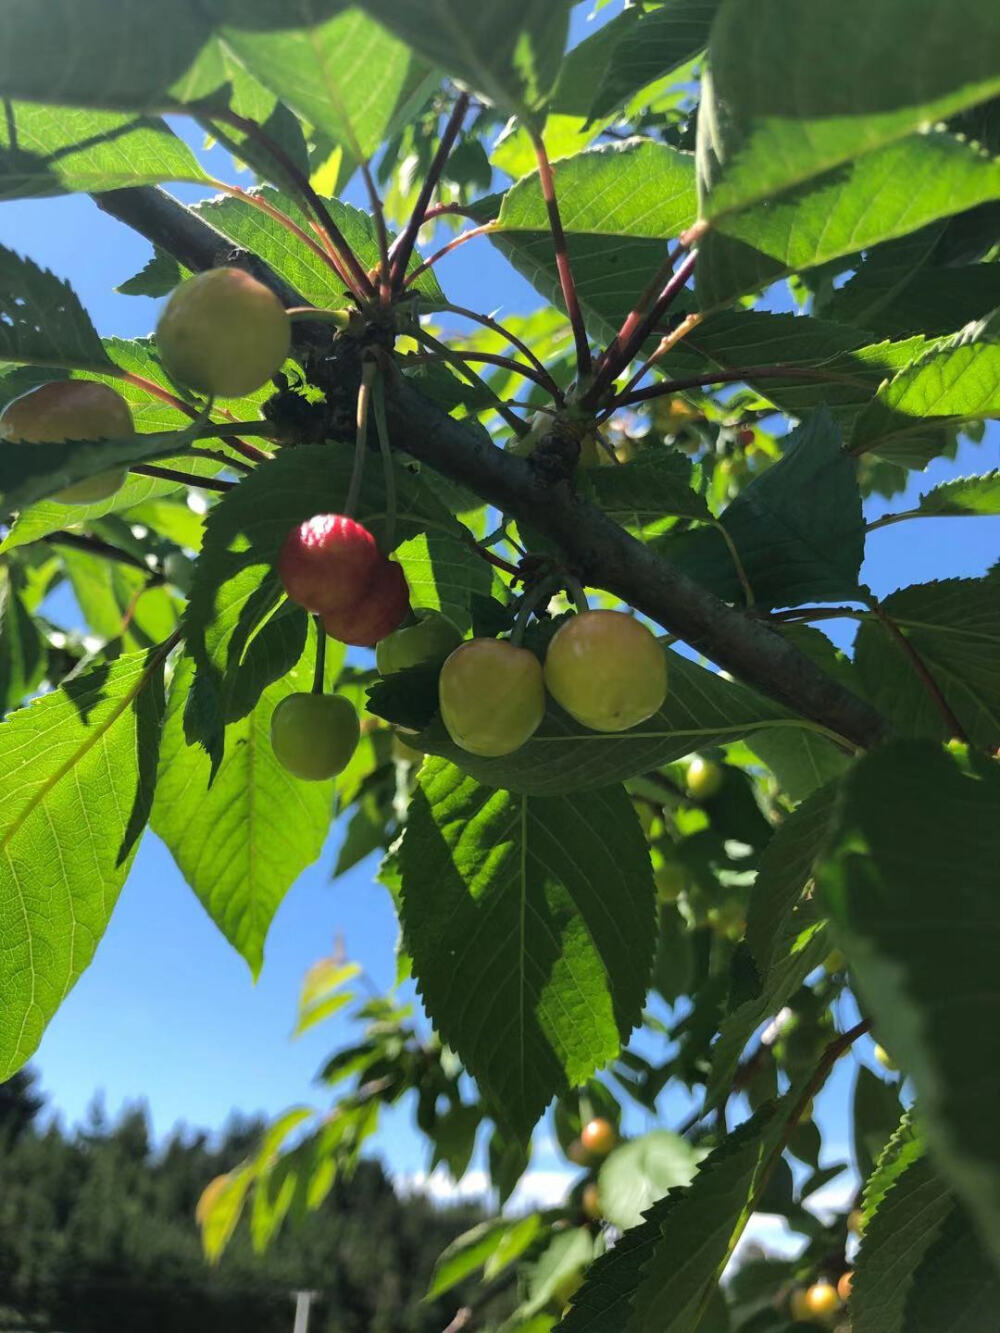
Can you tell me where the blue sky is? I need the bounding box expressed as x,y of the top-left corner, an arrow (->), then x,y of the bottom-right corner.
1,8 -> 997,1222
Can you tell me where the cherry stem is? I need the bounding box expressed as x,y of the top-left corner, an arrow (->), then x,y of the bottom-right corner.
463,534 -> 522,579
391,91 -> 471,289
207,113 -> 375,300
563,573 -> 589,616
405,347 -> 555,396
510,575 -> 559,647
710,520 -> 754,608
410,330 -> 529,436
357,157 -> 393,305
582,249 -> 698,410
115,371 -> 273,464
371,368 -> 397,551
868,596 -> 970,743
186,446 -> 253,474
402,223 -> 497,287
434,301 -> 563,400
345,361 -> 376,518
311,615 -> 327,695
130,463 -> 234,492
593,244 -> 682,380
609,361 -> 870,412
529,128 -> 591,378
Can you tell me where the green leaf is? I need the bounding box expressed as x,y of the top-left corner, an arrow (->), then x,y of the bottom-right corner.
520,1228 -> 596,1322
587,0 -> 720,122
393,531 -> 494,634
117,247 -> 186,299
699,131 -> 1000,309
152,645 -> 341,978
854,578 -> 1000,749
183,444 -> 455,748
224,8 -> 424,162
0,244 -> 110,374
485,140 -> 697,343
0,646 -> 168,1077
398,760 -> 655,1139
60,546 -> 179,653
817,740 -> 1000,1263
597,1131 -> 699,1231
850,334 -> 1000,457
903,1198 -> 1000,1332
700,0 -> 1000,223
0,102 -> 207,198
426,1219 -> 513,1300
853,1135 -> 953,1333
583,450 -> 710,535
405,650 -> 795,797
913,471 -> 1000,517
825,256 -> 1000,341
852,1065 -> 904,1185
659,410 -> 864,607
0,567 -> 45,713
626,1104 -> 783,1333
364,0 -> 570,116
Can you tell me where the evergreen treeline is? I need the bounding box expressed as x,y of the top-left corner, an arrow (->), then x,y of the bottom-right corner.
0,1070 -> 487,1333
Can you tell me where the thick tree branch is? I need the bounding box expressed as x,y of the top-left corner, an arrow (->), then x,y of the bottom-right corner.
90,186 -> 889,751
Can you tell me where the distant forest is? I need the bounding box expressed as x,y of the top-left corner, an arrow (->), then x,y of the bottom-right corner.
0,1070 -> 488,1332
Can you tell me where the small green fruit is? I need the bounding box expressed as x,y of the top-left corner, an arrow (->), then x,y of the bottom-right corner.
0,380 -> 131,504
544,610 -> 667,733
439,639 -> 545,757
270,692 -> 359,780
376,609 -> 462,675
685,756 -> 724,800
156,268 -> 290,398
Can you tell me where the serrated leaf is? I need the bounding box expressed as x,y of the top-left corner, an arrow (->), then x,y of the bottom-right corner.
0,101 -> 207,198
597,1131 -> 699,1231
426,1219 -> 512,1300
405,648 -> 803,796
224,7 -> 422,162
700,0 -> 1000,223
0,244 -> 110,373
659,410 -> 864,607
393,530 -> 494,634
583,450 -> 709,534
699,131 -> 1000,310
852,1065 -> 904,1186
914,470 -> 1000,517
853,1137 -> 953,1333
398,759 -> 655,1139
152,643 -> 342,977
854,578 -> 1000,749
60,546 -> 179,653
826,258 -> 1000,341
851,336 -> 1000,456
183,444 -> 456,748
365,0 -> 570,116
0,645 -> 168,1077
817,740 -> 1000,1263
587,0 -> 720,122
117,247 -> 186,298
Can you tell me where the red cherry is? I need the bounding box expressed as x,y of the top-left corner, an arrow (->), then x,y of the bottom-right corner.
278,514 -> 380,615
322,558 -> 410,647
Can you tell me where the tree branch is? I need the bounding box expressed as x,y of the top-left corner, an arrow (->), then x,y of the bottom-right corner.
92,185 -> 890,751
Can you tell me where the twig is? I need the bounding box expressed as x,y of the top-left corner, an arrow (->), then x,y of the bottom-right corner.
411,330 -> 529,436
42,529 -> 154,573
869,597 -> 970,742
529,128 -> 591,377
390,92 -> 471,288
404,348 -> 556,396
129,463 -> 233,492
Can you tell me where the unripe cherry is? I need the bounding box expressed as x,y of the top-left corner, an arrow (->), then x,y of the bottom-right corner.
270,692 -> 360,780
439,639 -> 545,758
156,267 -> 290,398
543,609 -> 667,733
322,558 -> 410,647
0,380 -> 131,504
278,514 -> 380,615
686,755 -> 725,800
581,1182 -> 602,1221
